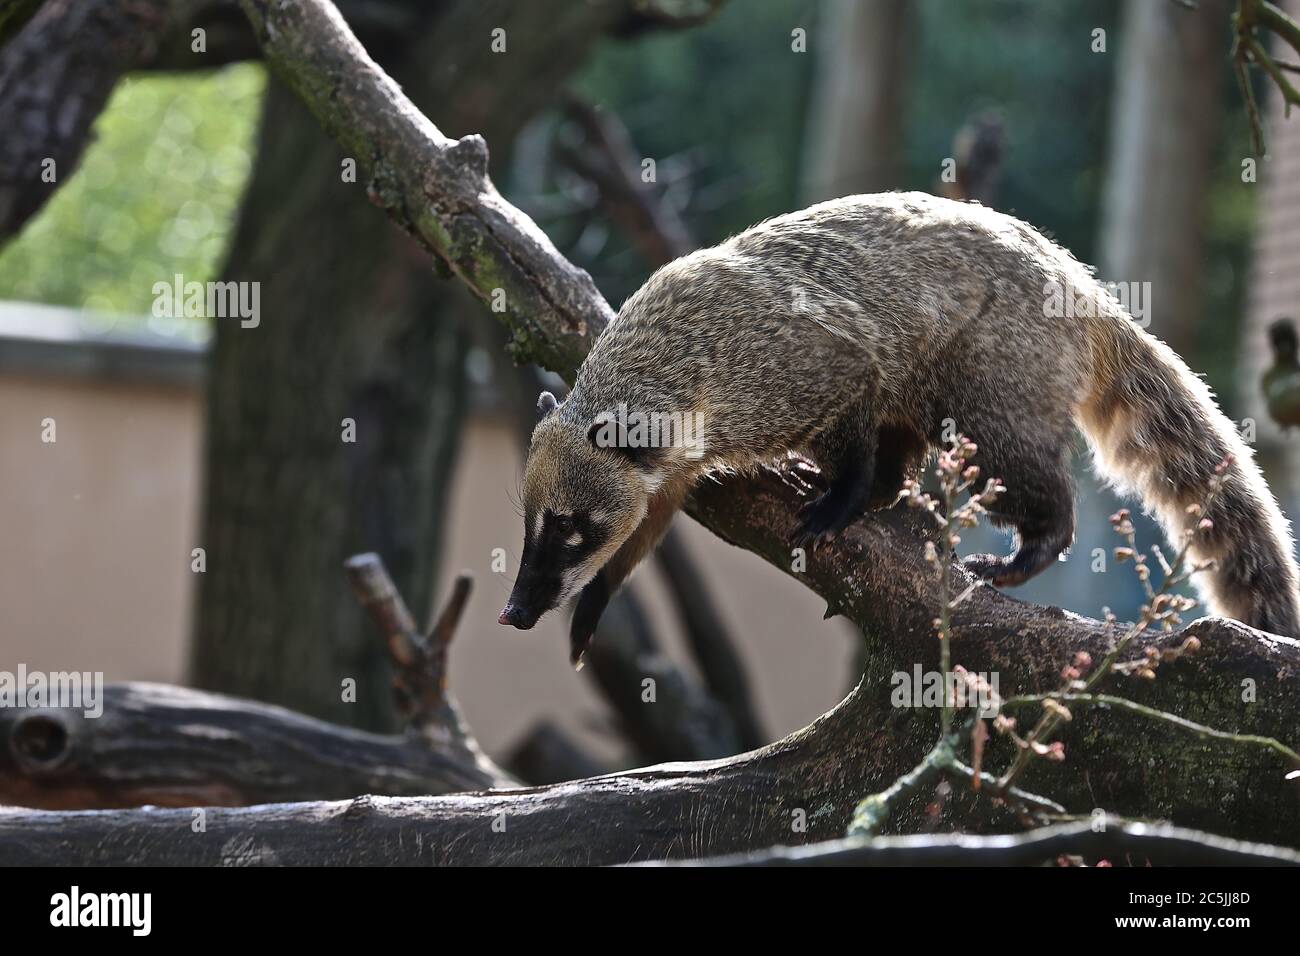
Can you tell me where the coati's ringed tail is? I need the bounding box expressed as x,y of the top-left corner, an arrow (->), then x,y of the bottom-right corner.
1080,308 -> 1300,636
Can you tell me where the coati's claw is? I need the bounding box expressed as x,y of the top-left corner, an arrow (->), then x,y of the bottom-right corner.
794,491 -> 855,548
778,457 -> 826,496
569,629 -> 595,670
962,553 -> 1030,588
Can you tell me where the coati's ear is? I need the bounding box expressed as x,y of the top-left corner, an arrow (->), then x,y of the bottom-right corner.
587,413 -> 666,471
537,390 -> 559,419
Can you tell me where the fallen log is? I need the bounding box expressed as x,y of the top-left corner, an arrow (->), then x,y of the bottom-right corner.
640,820 -> 1300,867
0,681 -> 509,809
0,563 -> 514,809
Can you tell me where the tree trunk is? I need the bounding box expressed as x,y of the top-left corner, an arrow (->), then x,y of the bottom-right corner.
191,0 -> 627,729
191,78 -> 467,730
1239,0 -> 1300,504
801,0 -> 915,202
1097,0 -> 1228,357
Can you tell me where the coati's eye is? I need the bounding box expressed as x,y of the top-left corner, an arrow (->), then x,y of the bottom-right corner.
553,513 -> 575,536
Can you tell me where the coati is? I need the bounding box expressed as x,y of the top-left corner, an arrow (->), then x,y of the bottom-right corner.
498,191 -> 1300,664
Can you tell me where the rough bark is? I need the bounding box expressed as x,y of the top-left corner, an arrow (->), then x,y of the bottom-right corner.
641,820 -> 1300,867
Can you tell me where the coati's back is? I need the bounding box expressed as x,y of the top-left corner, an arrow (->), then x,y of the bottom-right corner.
575,192 -> 1094,456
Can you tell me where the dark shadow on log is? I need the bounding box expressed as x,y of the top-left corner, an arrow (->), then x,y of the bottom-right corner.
504,721 -> 611,786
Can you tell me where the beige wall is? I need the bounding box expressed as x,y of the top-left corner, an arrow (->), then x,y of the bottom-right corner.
0,372 -> 855,762
0,374 -> 200,684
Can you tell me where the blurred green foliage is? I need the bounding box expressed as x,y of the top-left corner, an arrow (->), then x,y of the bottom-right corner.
904,0 -> 1120,260
563,0 -> 818,305
0,63 -> 264,323
565,0 -> 1253,391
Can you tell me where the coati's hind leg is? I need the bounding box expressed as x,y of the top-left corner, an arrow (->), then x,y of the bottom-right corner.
962,442 -> 1075,588
793,396 -> 877,547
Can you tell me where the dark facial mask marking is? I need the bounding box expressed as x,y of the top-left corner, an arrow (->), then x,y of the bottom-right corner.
499,511 -> 609,629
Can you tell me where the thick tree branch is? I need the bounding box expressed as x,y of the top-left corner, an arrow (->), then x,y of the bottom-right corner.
0,0 -> 429,241
0,0 -> 716,242
0,0 -> 207,239
2,600 -> 1297,860
237,0 -> 614,373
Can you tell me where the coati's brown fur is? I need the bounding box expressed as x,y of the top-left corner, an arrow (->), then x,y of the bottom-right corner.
500,192 -> 1300,661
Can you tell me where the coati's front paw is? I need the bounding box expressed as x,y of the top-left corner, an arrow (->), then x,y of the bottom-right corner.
793,490 -> 857,549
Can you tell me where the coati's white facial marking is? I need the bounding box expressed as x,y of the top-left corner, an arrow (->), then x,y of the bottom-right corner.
555,494 -> 648,607
560,565 -> 587,599
638,469 -> 666,495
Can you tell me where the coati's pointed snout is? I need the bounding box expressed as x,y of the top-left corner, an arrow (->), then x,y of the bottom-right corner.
498,602 -> 538,630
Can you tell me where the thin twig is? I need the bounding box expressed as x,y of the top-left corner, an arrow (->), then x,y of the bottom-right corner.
652,819 -> 1300,867
848,738 -> 956,837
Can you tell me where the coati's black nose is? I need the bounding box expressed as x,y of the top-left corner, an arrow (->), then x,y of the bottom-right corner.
498,604 -> 536,629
